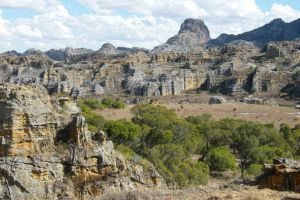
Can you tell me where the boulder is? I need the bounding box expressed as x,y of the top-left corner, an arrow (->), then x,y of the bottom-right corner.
209,96 -> 226,104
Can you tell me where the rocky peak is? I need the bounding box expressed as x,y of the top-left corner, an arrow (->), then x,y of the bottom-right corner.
267,18 -> 285,26
179,18 -> 210,36
151,18 -> 210,53
99,43 -> 117,54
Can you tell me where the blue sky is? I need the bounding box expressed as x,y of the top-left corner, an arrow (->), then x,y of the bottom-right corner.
0,0 -> 299,52
257,0 -> 300,11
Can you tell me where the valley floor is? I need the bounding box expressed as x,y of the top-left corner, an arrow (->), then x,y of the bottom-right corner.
97,103 -> 300,128
99,180 -> 300,200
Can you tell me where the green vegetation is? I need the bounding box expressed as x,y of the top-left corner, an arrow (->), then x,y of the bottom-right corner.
101,97 -> 126,109
207,147 -> 236,172
78,97 -> 126,132
104,120 -> 142,148
78,97 -> 126,111
80,103 -> 299,188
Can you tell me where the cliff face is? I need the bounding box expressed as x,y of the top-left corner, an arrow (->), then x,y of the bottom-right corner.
0,84 -> 165,200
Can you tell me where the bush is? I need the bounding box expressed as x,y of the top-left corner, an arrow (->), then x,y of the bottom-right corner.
207,147 -> 236,172
111,100 -> 126,109
83,112 -> 106,132
102,97 -> 126,109
78,98 -> 104,110
101,97 -> 115,108
78,97 -> 126,111
246,164 -> 262,177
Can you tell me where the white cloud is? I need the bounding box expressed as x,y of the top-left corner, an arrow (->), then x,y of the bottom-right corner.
13,25 -> 43,39
79,0 -> 207,17
0,0 -> 300,52
0,0 -> 61,12
269,3 -> 300,22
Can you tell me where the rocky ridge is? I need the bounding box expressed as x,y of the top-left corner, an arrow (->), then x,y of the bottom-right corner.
210,18 -> 300,47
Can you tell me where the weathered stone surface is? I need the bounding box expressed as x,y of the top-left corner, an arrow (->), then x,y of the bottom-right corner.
0,84 -> 166,200
257,158 -> 300,192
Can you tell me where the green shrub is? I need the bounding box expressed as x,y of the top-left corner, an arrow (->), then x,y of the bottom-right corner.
78,98 -> 104,110
82,112 -> 106,132
246,164 -> 263,177
78,97 -> 125,111
101,97 -> 115,108
207,147 -> 236,172
111,100 -> 126,109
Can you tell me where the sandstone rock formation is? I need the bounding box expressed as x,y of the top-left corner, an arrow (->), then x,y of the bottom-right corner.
0,18 -> 300,100
257,158 -> 300,192
0,84 -> 165,200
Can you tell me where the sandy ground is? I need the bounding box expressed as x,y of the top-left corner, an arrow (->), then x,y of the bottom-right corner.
97,103 -> 300,128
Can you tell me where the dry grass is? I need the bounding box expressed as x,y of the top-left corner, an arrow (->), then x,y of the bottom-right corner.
98,186 -> 300,200
97,103 -> 300,128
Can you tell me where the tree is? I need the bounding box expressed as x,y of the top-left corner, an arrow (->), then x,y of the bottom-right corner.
104,120 -> 142,148
131,104 -> 177,129
232,122 -> 260,176
145,129 -> 173,147
251,145 -> 285,164
197,121 -> 232,161
149,144 -> 209,188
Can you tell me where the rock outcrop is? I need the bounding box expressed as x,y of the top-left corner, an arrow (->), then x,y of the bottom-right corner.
152,18 -> 210,53
0,84 -> 165,200
257,158 -> 300,192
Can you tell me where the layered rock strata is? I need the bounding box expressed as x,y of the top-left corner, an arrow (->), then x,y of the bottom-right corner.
0,84 -> 165,200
